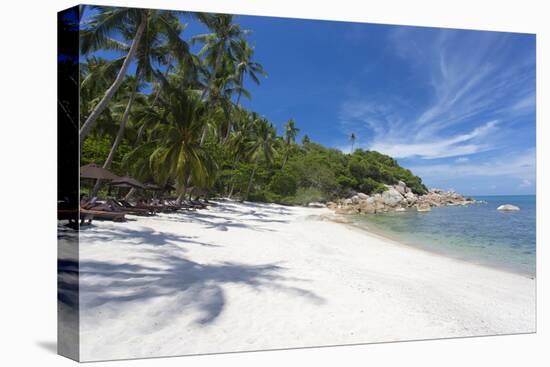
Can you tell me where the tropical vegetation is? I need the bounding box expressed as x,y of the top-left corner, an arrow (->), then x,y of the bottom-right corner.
79,6 -> 428,205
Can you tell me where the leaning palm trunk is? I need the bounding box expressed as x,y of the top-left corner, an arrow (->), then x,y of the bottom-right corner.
176,191 -> 186,204
223,73 -> 245,144
228,180 -> 237,199
227,155 -> 241,198
244,156 -> 260,201
176,175 -> 193,204
281,147 -> 290,170
235,73 -> 245,107
79,15 -> 147,146
90,78 -> 139,197
124,187 -> 136,200
199,125 -> 208,146
199,49 -> 226,146
200,47 -> 224,101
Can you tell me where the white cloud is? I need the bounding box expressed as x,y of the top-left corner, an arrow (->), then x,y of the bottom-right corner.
338,29 -> 535,161
511,92 -> 536,113
455,157 -> 469,163
368,120 -> 498,159
407,149 -> 536,181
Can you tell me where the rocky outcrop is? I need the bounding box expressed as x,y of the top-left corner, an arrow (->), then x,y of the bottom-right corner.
382,186 -> 405,207
395,181 -> 408,195
497,204 -> 520,211
329,184 -> 475,215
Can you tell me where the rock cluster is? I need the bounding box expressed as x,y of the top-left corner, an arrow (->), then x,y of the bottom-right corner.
327,181 -> 475,215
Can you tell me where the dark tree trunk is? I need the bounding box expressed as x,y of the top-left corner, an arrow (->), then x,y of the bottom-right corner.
79,13 -> 147,146
90,76 -> 139,197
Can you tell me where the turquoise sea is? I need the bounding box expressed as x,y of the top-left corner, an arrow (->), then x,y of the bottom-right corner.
351,195 -> 536,276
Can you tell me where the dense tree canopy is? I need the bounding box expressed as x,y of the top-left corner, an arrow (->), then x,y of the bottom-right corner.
80,6 -> 428,204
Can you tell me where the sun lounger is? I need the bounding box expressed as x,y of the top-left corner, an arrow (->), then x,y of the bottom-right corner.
188,200 -> 207,209
80,208 -> 126,222
121,200 -> 167,213
109,199 -> 153,215
58,208 -> 94,225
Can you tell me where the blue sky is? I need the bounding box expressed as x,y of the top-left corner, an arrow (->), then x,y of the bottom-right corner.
82,10 -> 536,196
227,16 -> 536,196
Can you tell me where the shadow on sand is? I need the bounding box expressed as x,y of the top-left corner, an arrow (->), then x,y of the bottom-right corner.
60,254 -> 324,329
81,225 -> 220,249
59,201 -> 323,330
157,210 -> 283,232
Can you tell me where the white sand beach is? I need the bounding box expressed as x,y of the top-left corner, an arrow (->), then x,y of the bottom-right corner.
74,201 -> 535,361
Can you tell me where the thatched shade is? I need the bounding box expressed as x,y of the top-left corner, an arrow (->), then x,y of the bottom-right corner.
144,183 -> 161,191
144,183 -> 175,191
80,164 -> 119,180
111,176 -> 147,189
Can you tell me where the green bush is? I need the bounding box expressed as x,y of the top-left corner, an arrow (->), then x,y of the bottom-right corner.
359,177 -> 387,194
269,171 -> 298,196
289,187 -> 326,206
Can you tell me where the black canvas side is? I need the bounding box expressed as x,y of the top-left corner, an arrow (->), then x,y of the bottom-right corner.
57,5 -> 80,362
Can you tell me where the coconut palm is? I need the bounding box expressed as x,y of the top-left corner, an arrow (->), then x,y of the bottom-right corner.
105,10 -> 193,152
79,57 -> 124,138
244,118 -> 277,200
226,109 -> 257,198
233,39 -> 266,106
282,119 -> 299,169
86,9 -> 194,196
350,133 -> 356,153
126,85 -> 216,198
192,13 -> 249,101
79,6 -> 148,146
196,57 -> 240,145
79,6 -> 194,146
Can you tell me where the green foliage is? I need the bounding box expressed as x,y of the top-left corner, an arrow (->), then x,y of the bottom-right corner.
269,171 -> 298,196
78,7 -> 428,205
288,187 -> 326,206
359,177 -> 386,194
81,134 -> 132,175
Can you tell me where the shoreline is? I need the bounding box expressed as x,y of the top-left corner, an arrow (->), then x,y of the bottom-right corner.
72,200 -> 536,361
331,215 -> 536,279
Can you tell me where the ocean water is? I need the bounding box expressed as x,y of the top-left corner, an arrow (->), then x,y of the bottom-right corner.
351,195 -> 536,276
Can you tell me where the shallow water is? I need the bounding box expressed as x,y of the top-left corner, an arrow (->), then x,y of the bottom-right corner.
351,195 -> 536,276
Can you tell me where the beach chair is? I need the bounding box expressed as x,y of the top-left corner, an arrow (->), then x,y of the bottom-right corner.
80,208 -> 126,222
109,199 -> 153,216
58,208 -> 94,226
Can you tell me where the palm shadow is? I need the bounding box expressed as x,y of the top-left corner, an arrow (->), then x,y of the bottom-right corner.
81,226 -> 220,248
158,211 -> 277,232
61,254 -> 324,329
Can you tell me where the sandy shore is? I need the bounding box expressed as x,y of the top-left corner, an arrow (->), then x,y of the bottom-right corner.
73,200 -> 535,361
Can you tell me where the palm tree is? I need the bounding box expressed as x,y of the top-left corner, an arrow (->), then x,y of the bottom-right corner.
196,56 -> 239,145
302,134 -> 311,145
87,9 -> 193,196
79,6 -> 194,147
244,119 -> 277,201
226,109 -> 256,198
233,39 -> 266,106
126,84 -> 216,199
350,133 -> 356,153
193,13 -> 249,101
282,119 -> 299,169
79,6 -> 148,146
